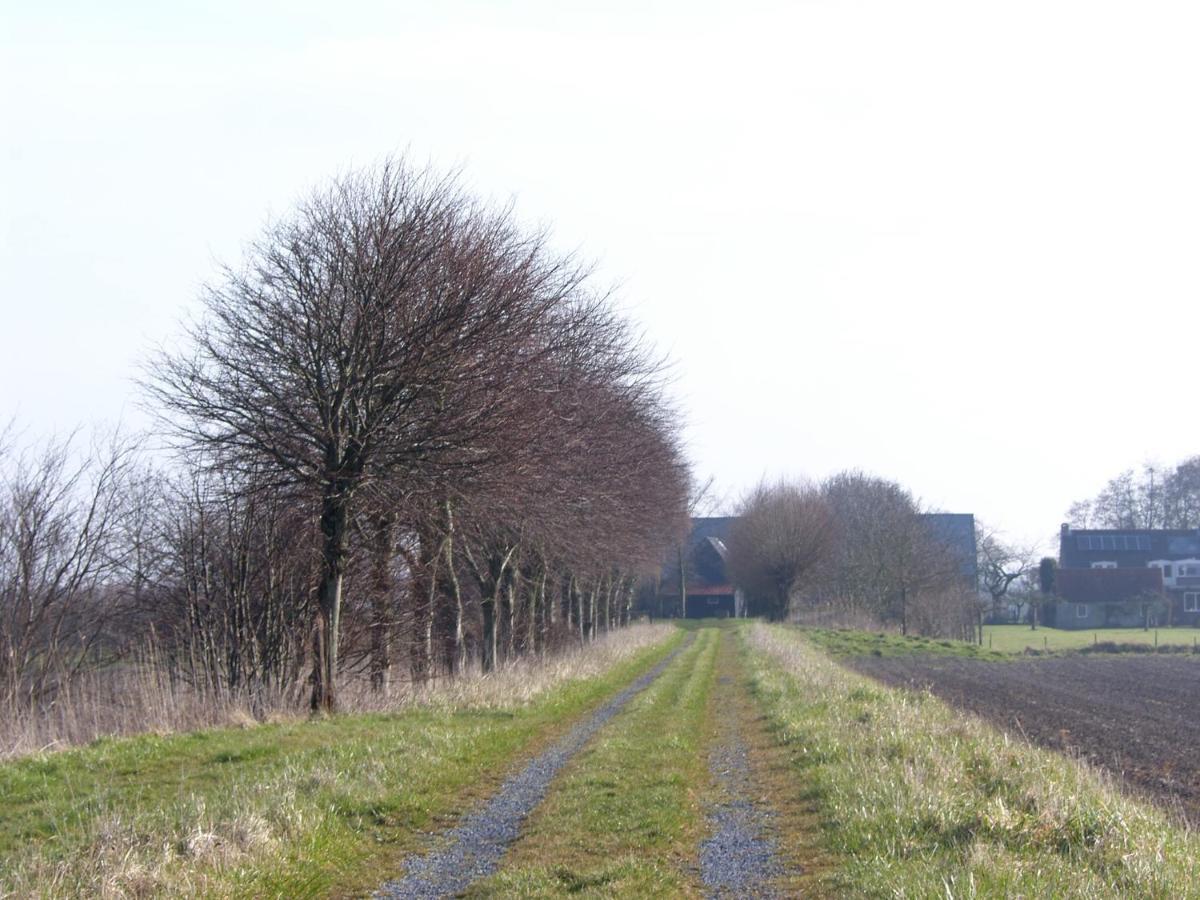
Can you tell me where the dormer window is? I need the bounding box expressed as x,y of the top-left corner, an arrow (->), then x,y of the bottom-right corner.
1148,560 -> 1173,578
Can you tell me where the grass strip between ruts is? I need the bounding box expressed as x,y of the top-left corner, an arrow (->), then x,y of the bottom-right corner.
464,624 -> 720,897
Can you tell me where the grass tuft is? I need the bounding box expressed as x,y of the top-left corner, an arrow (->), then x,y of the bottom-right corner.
746,623 -> 1200,898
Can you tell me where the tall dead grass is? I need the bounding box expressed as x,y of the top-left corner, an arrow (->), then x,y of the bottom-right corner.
0,623 -> 674,760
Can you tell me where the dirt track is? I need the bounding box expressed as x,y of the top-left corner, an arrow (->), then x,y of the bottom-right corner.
847,654 -> 1200,823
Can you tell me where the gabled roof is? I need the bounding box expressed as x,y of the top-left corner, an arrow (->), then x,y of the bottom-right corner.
659,517 -> 737,596
1056,567 -> 1164,605
690,516 -> 737,546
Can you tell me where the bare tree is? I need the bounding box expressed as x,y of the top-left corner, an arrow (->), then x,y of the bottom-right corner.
976,525 -> 1037,623
796,471 -> 977,638
149,158 -> 596,710
1067,457 -> 1200,530
726,479 -> 833,620
0,432 -> 136,704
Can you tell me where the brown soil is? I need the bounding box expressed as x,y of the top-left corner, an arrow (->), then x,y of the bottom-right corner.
847,654 -> 1200,823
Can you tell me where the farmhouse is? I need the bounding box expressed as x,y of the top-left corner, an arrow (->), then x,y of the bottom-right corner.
658,517 -> 744,618
1056,524 -> 1200,627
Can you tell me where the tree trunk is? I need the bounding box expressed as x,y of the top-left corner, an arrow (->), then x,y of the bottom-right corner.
410,531 -> 440,686
506,568 -> 520,660
587,582 -> 597,642
529,567 -> 544,655
442,501 -> 466,674
677,544 -> 687,618
481,594 -> 496,673
311,491 -> 348,713
576,579 -> 586,644
369,514 -> 393,695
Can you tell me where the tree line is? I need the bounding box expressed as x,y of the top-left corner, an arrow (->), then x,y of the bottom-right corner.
1067,457 -> 1200,530
724,472 -> 978,638
1,158 -> 690,715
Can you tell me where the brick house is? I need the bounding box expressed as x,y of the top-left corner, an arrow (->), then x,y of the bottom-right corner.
1056,524 -> 1200,627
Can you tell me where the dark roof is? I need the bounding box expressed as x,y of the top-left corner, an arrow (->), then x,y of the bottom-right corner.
1059,525 -> 1200,569
690,516 -> 737,545
920,513 -> 978,583
1056,567 -> 1164,604
659,517 -> 737,596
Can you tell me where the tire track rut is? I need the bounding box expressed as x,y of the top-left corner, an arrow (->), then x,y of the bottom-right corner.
373,634 -> 696,899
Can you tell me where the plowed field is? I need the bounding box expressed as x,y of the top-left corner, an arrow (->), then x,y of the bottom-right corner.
848,654 -> 1200,822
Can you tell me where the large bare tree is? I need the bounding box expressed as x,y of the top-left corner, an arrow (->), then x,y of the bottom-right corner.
150,159 -> 594,710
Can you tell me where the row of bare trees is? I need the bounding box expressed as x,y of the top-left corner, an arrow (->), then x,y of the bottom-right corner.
1068,457 -> 1200,530
1,158 -> 690,715
726,472 -> 978,637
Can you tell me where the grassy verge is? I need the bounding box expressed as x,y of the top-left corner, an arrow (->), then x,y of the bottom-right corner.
800,627 -> 1006,660
746,623 -> 1200,898
983,624 -> 1200,654
464,626 -> 720,897
0,626 -> 680,898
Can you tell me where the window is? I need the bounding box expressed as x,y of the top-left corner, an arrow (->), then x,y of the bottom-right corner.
1164,564 -> 1173,578
1076,604 -> 1090,618
1181,565 -> 1200,578
1185,593 -> 1200,613
1091,561 -> 1117,569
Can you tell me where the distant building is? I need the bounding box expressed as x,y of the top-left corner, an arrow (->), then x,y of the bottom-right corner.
1056,525 -> 1200,627
658,517 -> 744,618
920,513 -> 979,589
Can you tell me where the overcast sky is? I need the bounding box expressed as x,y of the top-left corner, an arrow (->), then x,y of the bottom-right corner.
3,1 -> 1198,552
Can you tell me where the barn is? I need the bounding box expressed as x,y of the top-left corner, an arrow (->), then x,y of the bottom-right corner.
659,517 -> 744,618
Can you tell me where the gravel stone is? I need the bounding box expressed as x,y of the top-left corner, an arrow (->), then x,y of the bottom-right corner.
374,636 -> 694,899
700,720 -> 784,897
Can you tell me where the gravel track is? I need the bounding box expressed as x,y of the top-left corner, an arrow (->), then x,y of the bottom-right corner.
700,672 -> 785,898
373,635 -> 695,899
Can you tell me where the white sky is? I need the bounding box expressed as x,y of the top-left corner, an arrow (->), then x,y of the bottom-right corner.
3,1 -> 1198,552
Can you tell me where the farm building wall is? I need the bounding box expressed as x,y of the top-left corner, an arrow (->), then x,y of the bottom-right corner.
686,594 -> 737,618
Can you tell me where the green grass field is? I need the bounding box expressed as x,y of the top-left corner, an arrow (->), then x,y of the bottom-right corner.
983,624 -> 1200,653
8,621 -> 1200,897
0,631 -> 681,898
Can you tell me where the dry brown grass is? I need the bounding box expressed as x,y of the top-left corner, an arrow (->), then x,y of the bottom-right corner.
0,623 -> 674,760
